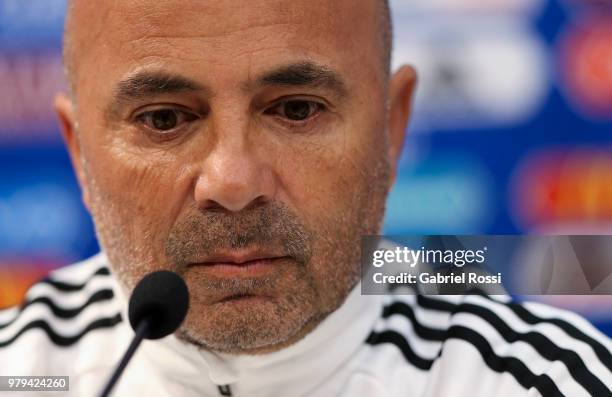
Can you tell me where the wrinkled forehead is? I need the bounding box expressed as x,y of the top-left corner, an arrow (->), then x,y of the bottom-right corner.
65,0 -> 383,98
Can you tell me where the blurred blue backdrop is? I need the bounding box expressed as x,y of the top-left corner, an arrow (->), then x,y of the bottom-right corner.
0,0 -> 611,333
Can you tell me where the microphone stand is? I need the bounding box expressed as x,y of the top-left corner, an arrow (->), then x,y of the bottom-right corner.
99,318 -> 151,397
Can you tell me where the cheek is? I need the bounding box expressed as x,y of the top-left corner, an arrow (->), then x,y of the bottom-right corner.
276,126 -> 388,267
277,125 -> 387,229
84,138 -> 193,249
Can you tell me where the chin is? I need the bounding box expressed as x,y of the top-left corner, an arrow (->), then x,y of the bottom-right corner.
178,295 -> 318,353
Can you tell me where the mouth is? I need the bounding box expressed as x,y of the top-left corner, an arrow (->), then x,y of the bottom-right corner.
186,249 -> 288,277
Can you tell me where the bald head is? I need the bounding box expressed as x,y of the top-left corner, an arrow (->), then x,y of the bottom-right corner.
62,0 -> 393,95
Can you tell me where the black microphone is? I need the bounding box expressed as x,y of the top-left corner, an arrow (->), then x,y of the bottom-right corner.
99,270 -> 189,397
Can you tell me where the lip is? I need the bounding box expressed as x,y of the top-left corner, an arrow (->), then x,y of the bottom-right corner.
187,249 -> 287,277
190,248 -> 286,265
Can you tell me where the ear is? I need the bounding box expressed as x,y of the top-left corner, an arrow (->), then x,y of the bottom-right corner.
388,65 -> 417,185
54,94 -> 91,211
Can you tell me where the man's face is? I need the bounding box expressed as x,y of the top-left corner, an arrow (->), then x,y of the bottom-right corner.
57,0 -> 414,353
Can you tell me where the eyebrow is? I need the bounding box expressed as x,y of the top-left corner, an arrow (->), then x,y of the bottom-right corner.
114,71 -> 206,101
254,61 -> 348,97
105,70 -> 207,120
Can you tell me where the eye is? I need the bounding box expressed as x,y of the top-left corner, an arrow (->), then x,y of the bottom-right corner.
136,108 -> 198,132
266,99 -> 325,122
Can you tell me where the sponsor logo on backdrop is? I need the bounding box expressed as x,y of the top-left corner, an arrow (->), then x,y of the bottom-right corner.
0,53 -> 65,141
384,155 -> 493,234
393,19 -> 550,132
558,15 -> 612,119
511,148 -> 612,230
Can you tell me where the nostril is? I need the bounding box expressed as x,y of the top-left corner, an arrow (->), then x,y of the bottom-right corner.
198,199 -> 227,212
198,195 -> 269,213
243,195 -> 270,211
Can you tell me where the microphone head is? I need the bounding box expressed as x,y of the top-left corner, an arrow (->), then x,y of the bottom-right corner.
128,270 -> 189,340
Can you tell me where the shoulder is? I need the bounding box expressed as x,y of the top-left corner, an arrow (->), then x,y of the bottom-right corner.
364,291 -> 612,397
0,254 -> 124,372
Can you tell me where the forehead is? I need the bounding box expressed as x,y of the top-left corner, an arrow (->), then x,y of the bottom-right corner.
68,0 -> 382,94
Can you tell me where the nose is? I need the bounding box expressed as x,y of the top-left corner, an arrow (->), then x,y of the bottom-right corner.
193,120 -> 277,213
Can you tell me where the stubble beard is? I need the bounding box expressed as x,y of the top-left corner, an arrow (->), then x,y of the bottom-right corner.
85,150 -> 391,354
